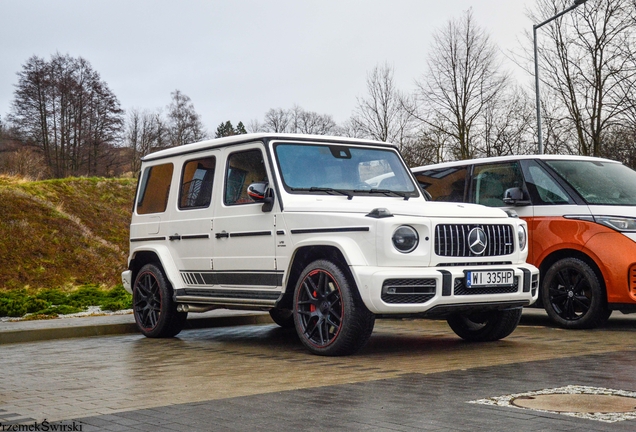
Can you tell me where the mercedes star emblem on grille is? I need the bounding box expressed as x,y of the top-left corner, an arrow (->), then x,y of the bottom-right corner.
468,227 -> 487,255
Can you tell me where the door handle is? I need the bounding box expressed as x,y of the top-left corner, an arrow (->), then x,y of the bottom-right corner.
168,234 -> 181,241
215,231 -> 229,239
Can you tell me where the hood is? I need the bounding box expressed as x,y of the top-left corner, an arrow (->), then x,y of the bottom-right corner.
283,196 -> 509,219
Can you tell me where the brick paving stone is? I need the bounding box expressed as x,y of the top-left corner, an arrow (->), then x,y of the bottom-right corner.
2,314 -> 636,430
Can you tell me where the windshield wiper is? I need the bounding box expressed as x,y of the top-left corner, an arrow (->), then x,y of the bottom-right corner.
291,187 -> 353,200
353,188 -> 411,200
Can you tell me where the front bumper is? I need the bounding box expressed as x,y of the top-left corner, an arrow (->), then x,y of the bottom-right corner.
351,264 -> 539,315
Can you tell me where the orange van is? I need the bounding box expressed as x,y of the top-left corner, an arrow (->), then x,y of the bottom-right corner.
412,155 -> 636,329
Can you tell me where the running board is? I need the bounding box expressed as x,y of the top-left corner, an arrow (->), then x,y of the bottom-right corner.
174,288 -> 281,307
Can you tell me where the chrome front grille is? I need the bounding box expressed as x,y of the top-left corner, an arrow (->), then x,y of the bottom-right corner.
435,224 -> 515,257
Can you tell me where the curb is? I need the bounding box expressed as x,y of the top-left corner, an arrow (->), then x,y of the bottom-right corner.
0,313 -> 273,345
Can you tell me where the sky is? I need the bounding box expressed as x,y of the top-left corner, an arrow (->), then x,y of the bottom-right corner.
0,0 -> 536,133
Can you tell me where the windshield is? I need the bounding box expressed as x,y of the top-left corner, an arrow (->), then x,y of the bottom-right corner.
274,143 -> 418,198
546,159 -> 636,205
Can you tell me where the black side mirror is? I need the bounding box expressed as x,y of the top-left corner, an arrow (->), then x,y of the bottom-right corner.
503,187 -> 531,206
262,188 -> 275,213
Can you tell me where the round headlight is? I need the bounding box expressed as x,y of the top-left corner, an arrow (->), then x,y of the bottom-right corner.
517,225 -> 527,251
392,225 -> 419,253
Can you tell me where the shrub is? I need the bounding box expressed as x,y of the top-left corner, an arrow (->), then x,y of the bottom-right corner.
0,298 -> 27,317
99,284 -> 132,311
0,290 -> 29,317
67,285 -> 105,308
26,297 -> 49,314
0,285 -> 132,318
35,288 -> 67,305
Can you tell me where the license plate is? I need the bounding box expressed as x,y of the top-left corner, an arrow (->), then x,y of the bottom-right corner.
465,270 -> 514,288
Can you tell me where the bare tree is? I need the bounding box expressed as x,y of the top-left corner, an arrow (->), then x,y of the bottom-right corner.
400,130 -> 447,168
263,108 -> 291,133
289,105 -> 338,135
246,119 -> 264,133
166,90 -> 207,146
8,53 -> 123,178
337,118 -> 367,139
259,106 -> 337,135
529,0 -> 636,156
0,147 -> 47,179
126,108 -> 166,174
480,85 -> 536,157
414,9 -> 509,160
350,63 -> 415,147
603,125 -> 636,168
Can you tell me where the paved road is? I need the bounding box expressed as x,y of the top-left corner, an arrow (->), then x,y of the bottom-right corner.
1,310 -> 636,431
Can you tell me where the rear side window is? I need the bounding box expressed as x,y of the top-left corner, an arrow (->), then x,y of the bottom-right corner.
414,166 -> 467,202
137,163 -> 174,214
179,156 -> 216,209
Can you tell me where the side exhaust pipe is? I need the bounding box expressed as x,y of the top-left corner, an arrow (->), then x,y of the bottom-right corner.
177,304 -> 218,313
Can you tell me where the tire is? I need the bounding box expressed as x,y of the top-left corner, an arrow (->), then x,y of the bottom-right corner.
541,257 -> 610,329
133,263 -> 188,338
447,308 -> 522,342
293,259 -> 375,356
269,307 -> 295,328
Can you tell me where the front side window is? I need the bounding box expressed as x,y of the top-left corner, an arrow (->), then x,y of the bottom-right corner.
546,160 -> 636,205
224,149 -> 268,205
136,163 -> 174,214
414,166 -> 468,202
274,143 -> 418,198
471,162 -> 525,207
179,156 -> 216,209
524,161 -> 572,205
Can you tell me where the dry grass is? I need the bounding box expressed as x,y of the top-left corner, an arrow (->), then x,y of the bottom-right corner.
0,176 -> 137,291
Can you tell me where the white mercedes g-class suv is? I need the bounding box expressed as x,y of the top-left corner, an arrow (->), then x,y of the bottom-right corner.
122,134 -> 538,356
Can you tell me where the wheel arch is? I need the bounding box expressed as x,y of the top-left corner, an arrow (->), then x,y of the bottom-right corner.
128,246 -> 181,291
537,248 -> 607,306
277,245 -> 358,310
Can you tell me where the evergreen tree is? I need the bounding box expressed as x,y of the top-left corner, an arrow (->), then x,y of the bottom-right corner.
214,120 -> 247,138
235,121 -> 247,135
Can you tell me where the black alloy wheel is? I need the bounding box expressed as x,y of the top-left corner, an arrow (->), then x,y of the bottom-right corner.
133,263 -> 188,338
134,270 -> 161,331
447,308 -> 522,342
296,268 -> 344,347
294,259 -> 375,356
541,257 -> 610,329
269,307 -> 295,328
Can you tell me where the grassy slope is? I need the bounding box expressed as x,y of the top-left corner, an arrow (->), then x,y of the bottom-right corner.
0,175 -> 136,291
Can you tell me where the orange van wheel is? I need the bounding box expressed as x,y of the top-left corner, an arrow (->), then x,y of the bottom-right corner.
541,257 -> 611,329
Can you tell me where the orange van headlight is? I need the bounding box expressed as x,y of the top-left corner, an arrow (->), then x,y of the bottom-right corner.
595,216 -> 636,232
